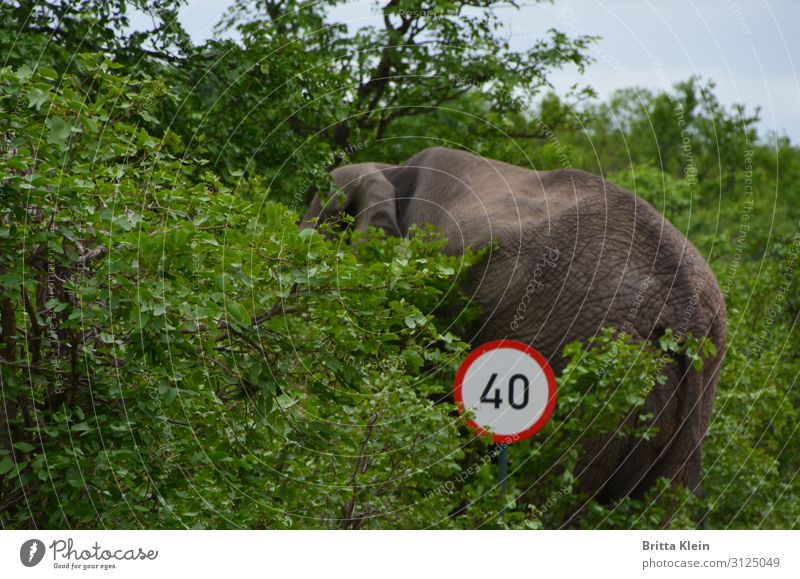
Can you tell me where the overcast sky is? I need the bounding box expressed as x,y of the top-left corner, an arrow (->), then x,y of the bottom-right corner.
166,0 -> 800,143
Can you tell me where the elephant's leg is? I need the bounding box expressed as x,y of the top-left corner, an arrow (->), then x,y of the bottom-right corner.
571,329 -> 672,502
626,353 -> 706,498
629,309 -> 725,499
575,432 -> 633,502
578,369 -> 683,502
577,344 -> 694,502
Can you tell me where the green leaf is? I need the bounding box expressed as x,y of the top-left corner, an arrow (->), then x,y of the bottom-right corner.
27,87 -> 49,110
0,454 -> 15,475
437,265 -> 455,276
658,329 -> 675,352
15,64 -> 34,80
46,116 -> 73,147
5,158 -> 28,171
701,338 -> 718,359
160,384 -> 178,406
227,301 -> 252,327
12,442 -> 35,452
404,313 -> 426,329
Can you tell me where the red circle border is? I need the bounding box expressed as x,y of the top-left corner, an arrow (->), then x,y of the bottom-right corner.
453,339 -> 557,444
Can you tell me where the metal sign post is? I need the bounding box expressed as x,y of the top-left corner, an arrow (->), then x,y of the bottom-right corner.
498,444 -> 509,495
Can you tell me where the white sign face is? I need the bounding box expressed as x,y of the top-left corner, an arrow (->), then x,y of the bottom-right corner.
454,340 -> 557,443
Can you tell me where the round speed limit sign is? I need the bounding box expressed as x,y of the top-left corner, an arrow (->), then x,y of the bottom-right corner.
454,340 -> 557,444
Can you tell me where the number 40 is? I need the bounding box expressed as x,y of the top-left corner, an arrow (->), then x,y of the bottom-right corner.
480,373 -> 530,409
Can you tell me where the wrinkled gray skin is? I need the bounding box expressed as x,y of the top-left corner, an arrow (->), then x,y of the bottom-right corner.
302,146 -> 726,501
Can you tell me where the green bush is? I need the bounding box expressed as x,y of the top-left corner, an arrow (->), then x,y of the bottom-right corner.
0,58 -> 484,528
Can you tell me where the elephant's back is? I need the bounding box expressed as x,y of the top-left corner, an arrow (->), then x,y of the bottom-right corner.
455,162 -> 724,368
391,147 -> 724,347
394,148 -> 591,249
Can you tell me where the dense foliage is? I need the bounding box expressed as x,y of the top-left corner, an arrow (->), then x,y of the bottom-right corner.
1,1 -> 798,529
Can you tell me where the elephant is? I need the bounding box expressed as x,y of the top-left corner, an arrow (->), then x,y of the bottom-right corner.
301,146 -> 727,502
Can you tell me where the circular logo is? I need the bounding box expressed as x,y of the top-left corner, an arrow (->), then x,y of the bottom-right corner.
454,339 -> 557,443
20,539 -> 46,567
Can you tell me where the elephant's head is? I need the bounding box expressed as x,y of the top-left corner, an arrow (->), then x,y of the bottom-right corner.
300,163 -> 402,237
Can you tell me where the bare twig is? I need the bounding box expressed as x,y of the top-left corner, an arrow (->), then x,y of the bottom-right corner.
341,413 -> 379,529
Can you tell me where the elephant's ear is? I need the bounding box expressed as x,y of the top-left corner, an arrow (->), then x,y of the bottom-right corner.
328,163 -> 401,237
